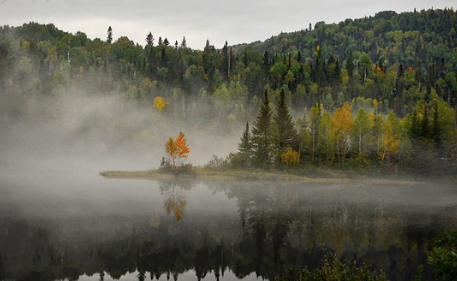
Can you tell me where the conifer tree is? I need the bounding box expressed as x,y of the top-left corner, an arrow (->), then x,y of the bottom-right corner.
421,104 -> 430,138
107,26 -> 113,44
238,122 -> 253,167
274,89 -> 297,154
181,37 -> 187,48
310,101 -> 322,159
252,90 -> 273,168
146,32 -> 154,46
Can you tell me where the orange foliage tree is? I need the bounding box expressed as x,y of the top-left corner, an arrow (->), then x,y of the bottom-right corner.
165,133 -> 190,170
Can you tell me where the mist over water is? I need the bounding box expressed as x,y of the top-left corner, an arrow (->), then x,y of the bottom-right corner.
1,151 -> 457,281
0,34 -> 456,281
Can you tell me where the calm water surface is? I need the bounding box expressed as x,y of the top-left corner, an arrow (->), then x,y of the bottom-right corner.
1,162 -> 457,281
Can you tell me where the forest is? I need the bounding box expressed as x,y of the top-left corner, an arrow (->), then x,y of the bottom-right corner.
1,8 -> 457,174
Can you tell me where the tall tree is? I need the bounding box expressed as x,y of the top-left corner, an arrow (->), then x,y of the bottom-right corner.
310,101 -> 322,159
332,102 -> 353,163
107,26 -> 113,44
252,90 -> 273,168
146,32 -> 154,46
238,122 -> 253,167
353,108 -> 370,157
274,89 -> 297,155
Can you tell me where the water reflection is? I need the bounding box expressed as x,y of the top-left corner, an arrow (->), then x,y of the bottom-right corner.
0,180 -> 456,281
160,181 -> 194,222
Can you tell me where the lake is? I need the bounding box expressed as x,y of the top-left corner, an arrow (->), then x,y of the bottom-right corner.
1,162 -> 457,281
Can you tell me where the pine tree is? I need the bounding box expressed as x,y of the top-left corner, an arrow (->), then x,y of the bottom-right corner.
421,104 -> 430,138
252,90 -> 273,168
146,32 -> 154,46
432,102 -> 441,144
274,89 -> 298,154
181,37 -> 187,48
107,26 -> 113,44
238,122 -> 253,167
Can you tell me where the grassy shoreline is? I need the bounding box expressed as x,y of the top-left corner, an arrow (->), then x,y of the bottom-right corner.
99,167 -> 425,185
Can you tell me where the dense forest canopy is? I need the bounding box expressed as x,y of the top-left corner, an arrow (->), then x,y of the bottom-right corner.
1,8 -> 457,173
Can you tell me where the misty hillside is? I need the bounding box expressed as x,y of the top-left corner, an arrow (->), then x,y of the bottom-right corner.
0,8 -> 457,173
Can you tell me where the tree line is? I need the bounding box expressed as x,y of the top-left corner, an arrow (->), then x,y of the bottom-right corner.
231,90 -> 457,174
0,9 -> 456,172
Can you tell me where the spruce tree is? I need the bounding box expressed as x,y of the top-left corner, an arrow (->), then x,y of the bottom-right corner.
181,37 -> 187,48
146,32 -> 154,46
238,122 -> 252,167
433,102 -> 441,143
252,90 -> 273,168
107,26 -> 113,44
421,104 -> 430,138
274,89 -> 297,154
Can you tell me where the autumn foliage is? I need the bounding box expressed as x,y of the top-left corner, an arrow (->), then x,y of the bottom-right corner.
154,96 -> 166,113
281,147 -> 300,167
165,133 -> 190,170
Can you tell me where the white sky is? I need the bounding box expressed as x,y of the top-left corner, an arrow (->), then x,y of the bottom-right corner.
0,0 -> 455,49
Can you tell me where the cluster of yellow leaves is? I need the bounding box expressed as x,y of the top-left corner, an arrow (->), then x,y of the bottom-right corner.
154,96 -> 166,113
332,102 -> 353,140
281,147 -> 300,167
380,122 -> 401,161
332,102 -> 353,161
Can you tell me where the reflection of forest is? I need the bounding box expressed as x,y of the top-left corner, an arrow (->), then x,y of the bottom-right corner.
1,182 -> 456,281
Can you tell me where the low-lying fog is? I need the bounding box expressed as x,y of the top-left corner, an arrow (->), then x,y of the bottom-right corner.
1,77 -> 457,281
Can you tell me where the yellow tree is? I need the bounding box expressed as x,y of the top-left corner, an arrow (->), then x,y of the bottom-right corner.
281,147 -> 300,167
380,122 -> 400,163
380,111 -> 401,164
165,133 -> 190,170
154,96 -> 166,113
332,102 -> 353,163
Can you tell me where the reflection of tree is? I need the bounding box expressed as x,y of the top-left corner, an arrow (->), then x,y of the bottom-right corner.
1,182 -> 457,281
159,181 -> 193,222
163,194 -> 187,222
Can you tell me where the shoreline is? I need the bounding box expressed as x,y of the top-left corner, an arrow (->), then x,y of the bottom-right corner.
99,168 -> 425,185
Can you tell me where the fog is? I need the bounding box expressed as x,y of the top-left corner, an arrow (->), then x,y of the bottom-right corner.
0,75 -> 243,176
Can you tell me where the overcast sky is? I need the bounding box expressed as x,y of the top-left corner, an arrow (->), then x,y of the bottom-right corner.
1,0 -> 455,49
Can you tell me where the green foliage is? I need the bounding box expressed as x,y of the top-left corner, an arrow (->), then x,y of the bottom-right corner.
238,122 -> 253,167
427,231 -> 457,281
276,254 -> 388,281
273,89 -> 298,154
252,90 -> 273,168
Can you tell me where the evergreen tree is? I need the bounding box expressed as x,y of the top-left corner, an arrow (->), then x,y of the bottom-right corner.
433,102 -> 441,143
421,104 -> 430,138
346,52 -> 354,79
274,89 -> 298,155
181,37 -> 187,48
107,26 -> 113,44
222,41 -> 230,81
238,122 -> 253,167
146,32 -> 154,46
252,90 -> 273,168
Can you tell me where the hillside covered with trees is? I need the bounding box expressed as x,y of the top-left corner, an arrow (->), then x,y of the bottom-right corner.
1,8 -> 457,174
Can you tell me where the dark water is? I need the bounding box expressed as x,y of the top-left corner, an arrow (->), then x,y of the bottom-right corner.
1,164 -> 457,281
